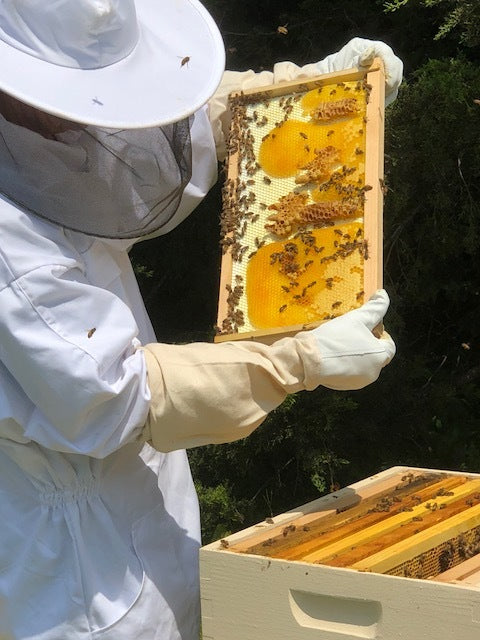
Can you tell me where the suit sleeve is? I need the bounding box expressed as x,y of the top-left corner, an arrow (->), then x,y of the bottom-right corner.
0,256 -> 150,458
140,332 -> 323,452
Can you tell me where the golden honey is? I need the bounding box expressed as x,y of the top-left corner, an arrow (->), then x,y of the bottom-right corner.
246,222 -> 364,329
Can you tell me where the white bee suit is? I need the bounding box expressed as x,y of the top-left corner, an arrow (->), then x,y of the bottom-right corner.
0,39 -> 400,640
0,106 -> 218,640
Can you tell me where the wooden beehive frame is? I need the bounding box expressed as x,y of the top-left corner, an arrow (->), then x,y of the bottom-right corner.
215,467 -> 480,583
215,59 -> 385,344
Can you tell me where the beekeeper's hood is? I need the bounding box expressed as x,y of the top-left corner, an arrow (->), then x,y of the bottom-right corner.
0,0 -> 225,238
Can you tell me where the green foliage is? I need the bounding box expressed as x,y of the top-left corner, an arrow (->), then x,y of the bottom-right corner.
195,481 -> 246,542
384,57 -> 480,334
384,0 -> 480,47
203,0 -> 459,77
382,57 -> 480,472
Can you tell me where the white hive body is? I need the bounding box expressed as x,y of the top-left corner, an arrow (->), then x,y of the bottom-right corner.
201,466 -> 480,640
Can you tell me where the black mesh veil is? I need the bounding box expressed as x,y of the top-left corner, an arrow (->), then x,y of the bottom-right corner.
0,114 -> 193,239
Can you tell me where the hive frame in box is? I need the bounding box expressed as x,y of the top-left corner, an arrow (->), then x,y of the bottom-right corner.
200,466 -> 480,640
215,59 -> 385,345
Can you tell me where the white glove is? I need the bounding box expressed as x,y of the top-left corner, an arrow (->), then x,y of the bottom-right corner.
311,289 -> 396,391
354,38 -> 403,106
272,37 -> 403,107
209,38 -> 403,160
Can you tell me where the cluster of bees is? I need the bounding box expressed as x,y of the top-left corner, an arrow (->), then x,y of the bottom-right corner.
220,89 -> 299,262
220,275 -> 245,335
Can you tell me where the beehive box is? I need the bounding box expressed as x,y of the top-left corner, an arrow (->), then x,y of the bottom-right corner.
200,466 -> 480,639
215,59 -> 385,344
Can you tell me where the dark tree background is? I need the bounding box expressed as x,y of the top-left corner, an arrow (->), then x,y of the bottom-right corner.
131,0 -> 480,542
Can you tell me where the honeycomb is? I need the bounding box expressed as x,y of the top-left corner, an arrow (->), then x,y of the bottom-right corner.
246,222 -> 364,329
218,75 -> 372,337
225,471 -> 480,584
387,526 -> 480,580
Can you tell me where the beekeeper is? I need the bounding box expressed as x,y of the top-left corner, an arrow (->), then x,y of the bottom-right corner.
0,1 -> 402,638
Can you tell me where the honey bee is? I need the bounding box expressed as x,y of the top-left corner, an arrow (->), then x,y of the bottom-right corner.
263,176 -> 272,185
87,328 -> 96,338
299,131 -> 308,139
362,240 -> 369,260
279,304 -> 287,313
265,517 -> 274,524
282,524 -> 296,537
220,538 -> 230,549
332,301 -> 342,309
180,56 -> 190,67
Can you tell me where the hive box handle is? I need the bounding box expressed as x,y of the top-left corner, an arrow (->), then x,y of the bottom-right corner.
289,589 -> 382,638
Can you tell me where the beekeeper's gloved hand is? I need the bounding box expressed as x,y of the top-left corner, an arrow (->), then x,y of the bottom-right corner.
140,289 -> 395,452
210,37 -> 404,160
288,37 -> 404,107
311,289 -> 396,391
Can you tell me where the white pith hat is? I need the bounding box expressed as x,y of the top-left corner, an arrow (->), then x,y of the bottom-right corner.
0,0 -> 226,128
